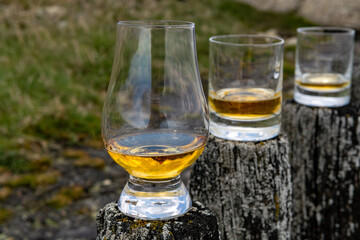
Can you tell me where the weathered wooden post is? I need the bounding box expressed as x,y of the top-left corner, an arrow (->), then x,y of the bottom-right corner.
281,59 -> 360,239
351,58 -> 360,108
96,201 -> 220,240
190,134 -> 292,240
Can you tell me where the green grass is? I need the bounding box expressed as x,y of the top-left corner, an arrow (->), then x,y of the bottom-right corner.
0,0 -> 312,165
0,208 -> 13,224
219,1 -> 315,35
0,151 -> 30,173
46,185 -> 84,209
6,171 -> 60,189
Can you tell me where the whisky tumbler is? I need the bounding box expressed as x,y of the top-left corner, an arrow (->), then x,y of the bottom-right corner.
209,35 -> 284,141
295,27 -> 355,107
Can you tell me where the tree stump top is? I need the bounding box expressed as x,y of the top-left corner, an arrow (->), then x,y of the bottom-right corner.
190,134 -> 292,240
96,201 -> 220,240
283,99 -> 360,239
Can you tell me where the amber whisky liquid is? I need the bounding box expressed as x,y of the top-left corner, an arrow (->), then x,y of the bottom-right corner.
295,73 -> 350,92
209,88 -> 281,120
106,131 -> 206,180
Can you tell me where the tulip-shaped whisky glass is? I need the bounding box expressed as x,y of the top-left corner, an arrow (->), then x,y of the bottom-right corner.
101,21 -> 209,220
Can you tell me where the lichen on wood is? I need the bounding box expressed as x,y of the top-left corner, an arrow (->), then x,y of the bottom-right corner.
96,201 -> 220,240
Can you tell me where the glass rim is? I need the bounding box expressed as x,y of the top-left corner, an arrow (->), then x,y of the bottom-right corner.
297,27 -> 355,35
117,20 -> 195,28
209,34 -> 284,47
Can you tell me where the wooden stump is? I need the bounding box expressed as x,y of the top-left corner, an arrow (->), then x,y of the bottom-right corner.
189,134 -> 292,240
351,57 -> 360,108
282,100 -> 360,240
96,201 -> 220,240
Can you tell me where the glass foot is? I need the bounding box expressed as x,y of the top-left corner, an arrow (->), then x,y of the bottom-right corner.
210,120 -> 280,141
118,175 -> 191,220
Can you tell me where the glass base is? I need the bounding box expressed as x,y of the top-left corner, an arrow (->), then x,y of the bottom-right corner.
294,82 -> 350,107
294,91 -> 350,107
118,175 -> 191,220
210,120 -> 280,141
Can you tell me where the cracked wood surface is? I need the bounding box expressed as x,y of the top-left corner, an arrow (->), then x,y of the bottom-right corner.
282,100 -> 360,240
282,59 -> 360,240
96,201 -> 220,240
189,134 -> 292,240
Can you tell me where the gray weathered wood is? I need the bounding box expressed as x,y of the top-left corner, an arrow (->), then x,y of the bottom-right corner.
96,201 -> 220,240
282,100 -> 360,240
189,134 -> 292,240
351,57 -> 360,108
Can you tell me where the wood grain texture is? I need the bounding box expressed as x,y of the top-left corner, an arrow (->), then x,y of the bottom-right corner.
282,100 -> 360,240
96,201 -> 220,240
351,57 -> 360,108
189,134 -> 292,240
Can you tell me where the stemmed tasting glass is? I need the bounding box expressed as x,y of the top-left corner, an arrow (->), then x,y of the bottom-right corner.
101,20 -> 209,220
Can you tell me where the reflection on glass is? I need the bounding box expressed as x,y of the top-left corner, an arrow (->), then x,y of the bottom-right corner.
101,20 -> 209,220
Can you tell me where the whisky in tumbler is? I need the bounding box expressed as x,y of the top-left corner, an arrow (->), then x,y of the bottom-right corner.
209,88 -> 281,120
294,27 -> 355,107
209,35 -> 284,141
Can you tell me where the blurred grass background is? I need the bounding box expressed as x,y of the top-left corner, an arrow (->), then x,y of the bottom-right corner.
0,0 -> 315,234
0,0 -> 313,156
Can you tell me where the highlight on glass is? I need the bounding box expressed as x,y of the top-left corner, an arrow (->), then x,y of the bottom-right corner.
294,27 -> 355,107
208,35 -> 284,141
101,20 -> 209,220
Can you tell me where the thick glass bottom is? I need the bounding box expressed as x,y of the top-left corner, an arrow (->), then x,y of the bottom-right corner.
210,112 -> 280,141
210,121 -> 280,141
294,86 -> 350,107
118,175 -> 191,220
